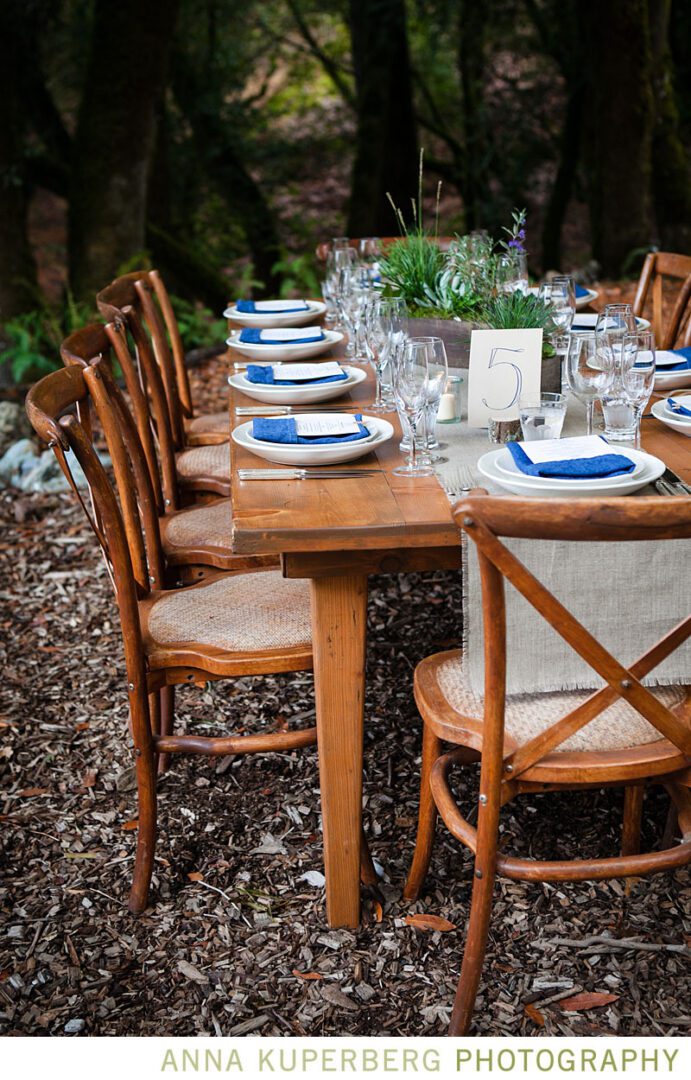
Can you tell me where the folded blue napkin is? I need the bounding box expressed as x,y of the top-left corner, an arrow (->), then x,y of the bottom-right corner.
575,283 -> 589,299
239,328 -> 325,345
666,397 -> 691,418
657,347 -> 691,372
507,441 -> 636,479
246,364 -> 347,385
252,414 -> 370,445
235,299 -> 309,313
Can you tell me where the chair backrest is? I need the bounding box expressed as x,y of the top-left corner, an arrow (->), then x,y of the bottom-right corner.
633,251 -> 691,349
456,494 -> 691,781
315,235 -> 454,263
96,270 -> 193,448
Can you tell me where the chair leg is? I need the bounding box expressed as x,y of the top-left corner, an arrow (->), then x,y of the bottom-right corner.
621,784 -> 644,856
157,685 -> 175,776
404,725 -> 442,900
448,846 -> 497,1036
128,745 -> 158,914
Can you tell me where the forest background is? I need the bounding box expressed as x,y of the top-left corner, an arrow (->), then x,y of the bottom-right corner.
1,0 -> 691,380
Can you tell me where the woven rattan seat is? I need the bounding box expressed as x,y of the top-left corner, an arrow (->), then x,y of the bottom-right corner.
176,441 -> 230,480
145,570 -> 311,654
186,411 -> 228,437
434,650 -> 687,753
162,499 -> 232,551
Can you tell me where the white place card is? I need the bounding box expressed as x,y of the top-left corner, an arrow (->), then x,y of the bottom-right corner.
249,299 -> 309,311
274,362 -> 344,381
518,435 -> 611,465
294,414 -> 361,437
256,327 -> 322,342
467,328 -> 543,427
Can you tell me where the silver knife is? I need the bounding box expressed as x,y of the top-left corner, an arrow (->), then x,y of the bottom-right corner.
235,405 -> 360,416
237,468 -> 379,480
662,467 -> 691,495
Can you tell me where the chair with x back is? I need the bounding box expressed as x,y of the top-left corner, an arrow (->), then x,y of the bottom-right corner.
26,359 -> 317,912
633,251 -> 691,349
96,271 -> 231,496
404,493 -> 691,1035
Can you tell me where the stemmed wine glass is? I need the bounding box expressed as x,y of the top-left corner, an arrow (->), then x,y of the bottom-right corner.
417,336 -> 449,463
391,339 -> 434,477
363,296 -> 407,413
566,333 -> 615,435
600,331 -> 656,446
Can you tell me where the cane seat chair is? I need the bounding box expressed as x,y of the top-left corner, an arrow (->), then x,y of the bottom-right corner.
315,235 -> 454,263
97,271 -> 230,497
404,494 -> 691,1036
25,360 -> 317,913
60,322 -> 275,578
633,251 -> 691,349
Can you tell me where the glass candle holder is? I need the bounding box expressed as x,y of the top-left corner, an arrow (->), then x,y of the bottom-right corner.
436,376 -> 463,423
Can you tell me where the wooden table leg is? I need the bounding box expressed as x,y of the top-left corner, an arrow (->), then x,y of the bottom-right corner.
310,573 -> 368,928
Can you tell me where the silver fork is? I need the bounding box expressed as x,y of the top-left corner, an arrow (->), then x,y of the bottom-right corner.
440,465 -> 477,500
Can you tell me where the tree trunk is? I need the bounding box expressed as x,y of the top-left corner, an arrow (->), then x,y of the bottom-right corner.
69,0 -> 179,299
541,84 -> 584,272
457,0 -> 492,231
583,0 -> 654,275
0,0 -> 38,317
649,0 -> 691,251
347,0 -> 418,235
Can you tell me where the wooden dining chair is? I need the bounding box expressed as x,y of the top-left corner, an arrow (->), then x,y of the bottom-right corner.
60,321 -> 274,579
315,235 -> 454,262
26,360 -> 317,913
404,494 -> 691,1036
633,251 -> 691,348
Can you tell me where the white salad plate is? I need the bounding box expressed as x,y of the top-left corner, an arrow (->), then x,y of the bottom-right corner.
493,448 -> 646,484
653,364 -> 691,391
568,313 -> 650,332
228,365 -> 366,405
232,414 -> 394,466
651,397 -> 691,437
477,446 -> 664,498
226,329 -> 343,362
224,301 -> 326,328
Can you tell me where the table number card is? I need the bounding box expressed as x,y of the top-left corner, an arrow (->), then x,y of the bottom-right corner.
467,328 -> 544,428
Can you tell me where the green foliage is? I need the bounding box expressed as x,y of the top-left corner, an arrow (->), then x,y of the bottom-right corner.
0,293 -> 94,385
479,291 -> 554,330
378,235 -> 446,308
271,252 -> 320,298
168,295 -> 227,352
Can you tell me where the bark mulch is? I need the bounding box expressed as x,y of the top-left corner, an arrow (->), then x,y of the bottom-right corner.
1,356 -> 690,1038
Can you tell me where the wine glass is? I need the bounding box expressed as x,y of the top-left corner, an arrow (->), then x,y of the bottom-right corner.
600,331 -> 656,446
358,237 -> 382,282
566,333 -> 615,435
416,336 -> 449,462
539,280 -> 575,334
550,274 -> 577,309
363,297 -> 405,412
391,339 -> 434,477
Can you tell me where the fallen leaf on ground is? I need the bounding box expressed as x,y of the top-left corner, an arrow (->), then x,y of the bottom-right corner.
120,819 -> 138,831
321,984 -> 360,1011
177,960 -> 208,984
524,1003 -> 545,1026
17,787 -> 50,797
405,913 -> 456,932
560,992 -> 619,1012
187,871 -> 204,882
292,970 -> 323,981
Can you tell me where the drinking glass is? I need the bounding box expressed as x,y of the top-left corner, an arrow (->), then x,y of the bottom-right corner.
550,275 -> 577,309
496,251 -> 529,293
539,280 -> 575,335
363,296 -> 406,412
566,333 -> 615,435
334,263 -> 370,359
600,331 -> 656,446
391,339 -> 434,477
358,237 -> 382,282
595,303 -> 637,344
519,393 -> 567,441
418,337 -> 449,462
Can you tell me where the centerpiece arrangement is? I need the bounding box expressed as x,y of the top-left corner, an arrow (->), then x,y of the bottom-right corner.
378,166 -> 561,389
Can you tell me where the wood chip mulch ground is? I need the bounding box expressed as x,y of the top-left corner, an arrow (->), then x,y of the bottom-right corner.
1,354 -> 690,1038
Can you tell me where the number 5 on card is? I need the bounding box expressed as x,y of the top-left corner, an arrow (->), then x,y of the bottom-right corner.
466,328 -> 544,427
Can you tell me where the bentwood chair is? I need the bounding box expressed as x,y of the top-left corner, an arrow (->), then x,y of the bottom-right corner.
97,271 -> 230,495
60,321 -> 274,579
26,360 -> 316,913
633,252 -> 691,349
404,494 -> 691,1036
315,236 -> 454,262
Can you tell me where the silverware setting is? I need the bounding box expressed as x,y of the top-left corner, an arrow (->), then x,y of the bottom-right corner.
238,468 -> 380,481
235,405 -> 359,416
439,465 -> 479,500
654,467 -> 691,497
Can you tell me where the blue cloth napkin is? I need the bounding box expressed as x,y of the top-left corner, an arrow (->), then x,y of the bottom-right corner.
657,347 -> 691,372
666,397 -> 691,418
252,414 -> 370,445
246,364 -> 347,385
239,328 -> 325,345
507,441 -> 636,479
575,283 -> 589,299
235,299 -> 308,313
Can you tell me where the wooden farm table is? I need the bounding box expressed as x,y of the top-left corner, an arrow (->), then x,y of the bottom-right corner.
226,343 -> 691,928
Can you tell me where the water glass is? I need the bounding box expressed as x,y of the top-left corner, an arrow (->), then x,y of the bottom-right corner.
519,393 -> 567,441
601,331 -> 655,446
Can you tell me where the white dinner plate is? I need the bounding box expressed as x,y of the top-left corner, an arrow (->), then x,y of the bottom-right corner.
569,313 -> 650,332
228,365 -> 367,405
477,446 -> 664,498
493,446 -> 645,485
651,397 -> 691,438
232,414 -> 394,466
653,364 -> 691,391
224,301 -> 326,328
226,329 -> 343,362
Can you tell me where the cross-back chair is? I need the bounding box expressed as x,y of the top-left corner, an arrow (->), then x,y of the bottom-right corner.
60,321 -> 275,580
26,360 -> 318,913
404,494 -> 691,1036
97,267 -> 227,466
315,235 -> 454,263
633,251 -> 691,349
